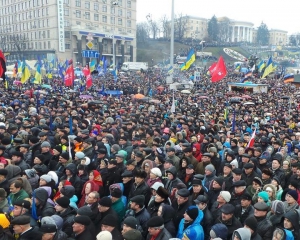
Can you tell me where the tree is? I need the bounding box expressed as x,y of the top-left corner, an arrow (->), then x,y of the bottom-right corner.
0,33 -> 28,59
174,13 -> 188,40
289,33 -> 300,46
136,22 -> 150,43
207,15 -> 219,42
218,17 -> 232,43
160,15 -> 171,39
257,22 -> 270,45
148,20 -> 160,39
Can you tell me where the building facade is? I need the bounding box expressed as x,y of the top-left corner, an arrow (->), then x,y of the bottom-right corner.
269,29 -> 288,46
0,0 -> 137,65
229,20 -> 254,43
182,16 -> 208,40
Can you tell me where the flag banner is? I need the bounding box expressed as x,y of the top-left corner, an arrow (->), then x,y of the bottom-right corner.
181,49 -> 196,71
211,56 -> 227,82
33,64 -> 42,84
21,60 -> 31,83
89,59 -> 96,72
65,63 -> 74,87
0,50 -> 6,82
86,74 -> 92,88
246,128 -> 256,149
262,57 -> 273,79
283,74 -> 294,83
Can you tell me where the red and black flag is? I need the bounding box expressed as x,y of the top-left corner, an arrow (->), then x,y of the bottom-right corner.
0,50 -> 6,81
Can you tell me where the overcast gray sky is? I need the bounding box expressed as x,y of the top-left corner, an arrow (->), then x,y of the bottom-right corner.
136,0 -> 300,34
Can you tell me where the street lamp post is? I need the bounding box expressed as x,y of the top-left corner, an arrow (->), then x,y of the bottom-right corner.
111,1 -> 118,69
200,40 -> 205,67
170,0 -> 175,69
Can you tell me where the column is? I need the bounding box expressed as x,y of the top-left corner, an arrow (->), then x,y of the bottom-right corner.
250,29 -> 253,43
242,27 -> 245,41
76,39 -> 82,64
237,26 -> 240,42
231,26 -> 235,42
130,45 -> 133,62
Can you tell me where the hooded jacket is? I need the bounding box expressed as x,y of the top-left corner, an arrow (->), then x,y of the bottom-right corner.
177,206 -> 204,240
56,206 -> 76,237
160,204 -> 176,237
60,163 -> 82,198
34,188 -> 56,218
266,200 -> 284,227
282,210 -> 299,239
232,228 -> 251,240
164,166 -> 183,193
211,223 -> 228,240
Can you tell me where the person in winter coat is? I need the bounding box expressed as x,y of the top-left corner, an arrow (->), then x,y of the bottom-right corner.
54,196 -> 76,237
243,216 -> 262,240
72,215 -> 96,240
253,202 -> 273,240
177,206 -> 204,240
282,210 -> 300,240
128,170 -> 151,206
32,187 -> 55,218
232,228 -> 251,240
146,216 -> 172,240
78,180 -> 99,208
209,223 -> 228,240
164,166 -> 183,194
266,200 -> 285,227
23,169 -> 39,190
272,227 -> 294,240
157,203 -> 176,237
40,223 -> 68,240
147,186 -> 169,217
60,163 -> 82,199
60,185 -> 78,210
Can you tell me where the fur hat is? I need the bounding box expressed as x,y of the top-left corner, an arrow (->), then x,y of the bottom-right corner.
156,186 -> 169,199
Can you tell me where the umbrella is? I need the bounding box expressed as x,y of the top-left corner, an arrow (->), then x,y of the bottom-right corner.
281,96 -> 289,99
199,96 -> 209,99
13,80 -> 22,85
66,90 -> 77,93
241,95 -> 251,99
41,84 -> 52,89
181,90 -> 191,94
133,93 -> 145,99
230,98 -> 241,104
243,102 -> 255,105
34,90 -> 47,95
79,95 -> 93,99
149,99 -> 161,104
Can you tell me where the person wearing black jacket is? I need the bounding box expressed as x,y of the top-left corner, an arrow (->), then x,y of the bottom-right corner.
128,170 -> 151,206
121,170 -> 134,199
72,215 -> 96,240
101,214 -> 123,240
194,195 -> 213,240
60,163 -> 82,199
104,160 -> 122,196
54,197 -> 76,237
234,193 -> 254,225
11,215 -> 43,240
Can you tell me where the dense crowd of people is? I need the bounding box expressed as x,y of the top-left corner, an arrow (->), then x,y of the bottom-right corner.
0,62 -> 299,240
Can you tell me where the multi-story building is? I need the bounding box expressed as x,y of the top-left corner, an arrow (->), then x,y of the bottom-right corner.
182,16 -> 208,41
0,0 -> 137,66
269,29 -> 288,46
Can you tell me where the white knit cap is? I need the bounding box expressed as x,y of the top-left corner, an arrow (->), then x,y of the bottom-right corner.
219,191 -> 231,202
97,231 -> 112,240
151,182 -> 164,191
151,167 -> 162,177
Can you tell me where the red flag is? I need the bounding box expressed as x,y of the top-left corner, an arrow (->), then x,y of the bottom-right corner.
82,66 -> 90,77
0,50 -> 6,81
208,62 -> 217,75
211,56 -> 227,82
86,74 -> 92,89
65,64 -> 75,87
246,129 -> 256,149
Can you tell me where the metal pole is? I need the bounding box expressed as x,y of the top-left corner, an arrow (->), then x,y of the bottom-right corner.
112,3 -> 116,69
170,0 -> 175,69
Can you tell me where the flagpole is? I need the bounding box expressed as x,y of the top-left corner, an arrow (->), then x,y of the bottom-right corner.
170,0 -> 175,79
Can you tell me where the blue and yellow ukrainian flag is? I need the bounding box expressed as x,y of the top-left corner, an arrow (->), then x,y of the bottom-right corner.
234,64 -> 241,72
283,74 -> 294,83
21,60 -> 31,84
17,60 -> 22,73
167,66 -> 173,74
257,60 -> 266,72
180,49 -> 195,71
262,57 -> 273,79
33,64 -> 42,84
89,59 -> 96,72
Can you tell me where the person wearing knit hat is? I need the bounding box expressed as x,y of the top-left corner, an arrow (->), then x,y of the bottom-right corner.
123,229 -> 142,240
101,214 -> 123,240
55,196 -> 70,209
110,188 -> 126,224
285,190 -> 299,211
244,215 -> 261,239
213,177 -> 224,188
39,174 -> 52,186
258,191 -> 270,206
122,216 -> 139,235
219,191 -> 231,203
210,223 -> 228,240
147,216 -> 171,239
205,164 -> 215,173
177,206 -> 204,239
96,230 -> 112,240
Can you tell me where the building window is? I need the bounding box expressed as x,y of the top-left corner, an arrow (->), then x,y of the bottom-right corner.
64,21 -> 70,27
76,10 -> 81,18
64,9 -> 69,16
94,3 -> 99,10
118,0 -> 122,6
127,11 -> 131,18
65,43 -> 71,49
94,13 -> 99,21
102,5 -> 107,12
127,20 -> 131,27
127,0 -> 131,8
75,0 -> 80,7
111,7 -> 115,14
65,31 -> 70,38
118,9 -> 122,17
47,30 -> 50,38
85,2 -> 89,9
64,0 -> 69,4
118,18 -> 122,25
102,15 -> 107,23
84,12 -> 90,20
110,16 -> 115,24
44,42 -> 46,49
48,41 -> 51,49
